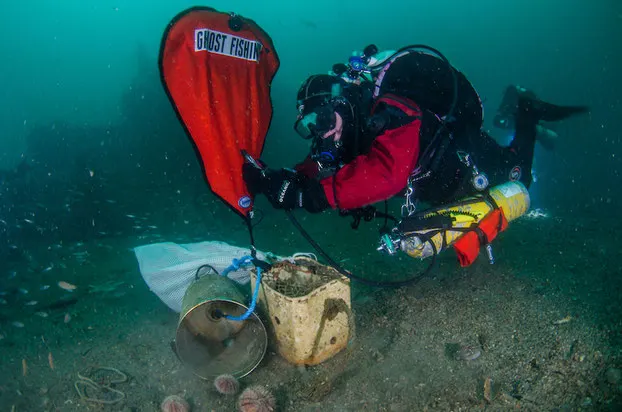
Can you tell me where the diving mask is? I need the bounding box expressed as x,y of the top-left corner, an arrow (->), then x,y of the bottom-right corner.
310,109 -> 345,168
294,104 -> 346,168
294,97 -> 349,140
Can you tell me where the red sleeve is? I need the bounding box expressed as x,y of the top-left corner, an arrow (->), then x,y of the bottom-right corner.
319,118 -> 422,210
294,155 -> 319,178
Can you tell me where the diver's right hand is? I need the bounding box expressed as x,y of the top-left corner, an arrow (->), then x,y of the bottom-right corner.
242,162 -> 266,196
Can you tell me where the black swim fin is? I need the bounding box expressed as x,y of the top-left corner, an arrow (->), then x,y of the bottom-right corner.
519,96 -> 589,123
535,124 -> 558,151
494,85 -> 589,128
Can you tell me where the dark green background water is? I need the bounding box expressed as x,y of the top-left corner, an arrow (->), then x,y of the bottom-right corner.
1,0 -> 620,258
1,3 -> 622,410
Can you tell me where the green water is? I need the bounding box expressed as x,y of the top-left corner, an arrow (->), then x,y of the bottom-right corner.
1,1 -> 621,410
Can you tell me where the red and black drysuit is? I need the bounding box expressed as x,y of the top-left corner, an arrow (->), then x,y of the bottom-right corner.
294,94 -> 427,211
249,51 -> 576,214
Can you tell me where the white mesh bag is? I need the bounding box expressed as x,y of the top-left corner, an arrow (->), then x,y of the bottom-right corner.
134,241 -> 275,313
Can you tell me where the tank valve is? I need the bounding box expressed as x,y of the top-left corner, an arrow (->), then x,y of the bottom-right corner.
377,233 -> 401,255
485,244 -> 495,264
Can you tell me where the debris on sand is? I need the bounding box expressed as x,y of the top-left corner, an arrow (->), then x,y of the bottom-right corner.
552,315 -> 573,325
483,377 -> 493,403
454,345 -> 482,361
74,366 -> 127,405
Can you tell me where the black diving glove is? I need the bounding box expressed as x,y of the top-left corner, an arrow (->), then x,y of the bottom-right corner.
260,168 -> 330,213
242,162 -> 267,197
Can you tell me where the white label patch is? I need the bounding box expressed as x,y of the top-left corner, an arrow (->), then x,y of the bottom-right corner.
194,28 -> 261,62
499,182 -> 522,198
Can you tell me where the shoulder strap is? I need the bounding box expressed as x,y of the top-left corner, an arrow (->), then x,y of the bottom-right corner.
372,93 -> 421,117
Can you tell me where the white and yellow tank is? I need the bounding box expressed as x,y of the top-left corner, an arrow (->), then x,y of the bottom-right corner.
400,181 -> 530,259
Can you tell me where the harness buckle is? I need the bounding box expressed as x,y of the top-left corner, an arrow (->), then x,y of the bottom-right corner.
457,151 -> 489,191
401,178 -> 417,217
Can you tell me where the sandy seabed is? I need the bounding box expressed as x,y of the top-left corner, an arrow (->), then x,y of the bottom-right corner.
1,214 -> 621,411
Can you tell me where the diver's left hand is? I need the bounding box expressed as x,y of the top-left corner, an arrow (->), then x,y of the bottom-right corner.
242,162 -> 266,196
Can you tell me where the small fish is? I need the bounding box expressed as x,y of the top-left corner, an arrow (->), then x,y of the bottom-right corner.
126,214 -> 136,218
299,18 -> 318,29
63,313 -> 71,323
22,358 -> 28,376
40,285 -> 50,291
147,225 -> 158,229
58,281 -> 77,291
8,271 -> 17,279
48,352 -> 55,370
23,218 -> 35,224
106,199 -> 117,204
42,265 -> 54,272
24,300 -> 38,306
12,321 -> 25,328
34,311 -> 49,318
18,288 -> 29,295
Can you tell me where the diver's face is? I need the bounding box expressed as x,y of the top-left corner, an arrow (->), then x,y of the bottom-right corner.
309,111 -> 345,168
294,96 -> 355,167
294,101 -> 337,140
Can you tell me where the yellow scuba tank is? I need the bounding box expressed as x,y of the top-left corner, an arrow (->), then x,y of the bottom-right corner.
394,181 -> 530,261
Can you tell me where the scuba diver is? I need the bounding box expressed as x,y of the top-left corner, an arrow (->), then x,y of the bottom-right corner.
245,46 -> 588,271
244,45 -> 588,217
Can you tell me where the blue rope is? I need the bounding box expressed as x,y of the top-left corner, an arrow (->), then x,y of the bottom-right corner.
225,265 -> 262,321
219,255 -> 261,322
221,255 -> 253,277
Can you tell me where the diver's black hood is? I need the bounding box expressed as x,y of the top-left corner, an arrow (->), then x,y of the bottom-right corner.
296,74 -> 346,116
296,74 -> 376,164
339,81 -> 375,163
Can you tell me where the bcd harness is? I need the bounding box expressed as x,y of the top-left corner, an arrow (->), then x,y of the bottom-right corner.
352,94 -> 510,267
